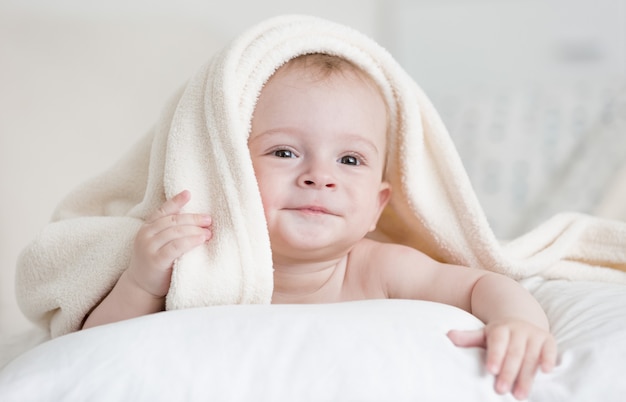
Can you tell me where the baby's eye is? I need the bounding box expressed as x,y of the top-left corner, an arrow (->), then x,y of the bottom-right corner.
273,149 -> 295,158
339,155 -> 360,166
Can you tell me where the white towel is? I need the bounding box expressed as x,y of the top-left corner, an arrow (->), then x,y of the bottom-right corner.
16,15 -> 626,338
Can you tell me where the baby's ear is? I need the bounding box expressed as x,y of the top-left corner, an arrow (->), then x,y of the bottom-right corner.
369,182 -> 392,232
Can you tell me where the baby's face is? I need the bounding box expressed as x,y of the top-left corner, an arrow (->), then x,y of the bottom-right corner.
248,65 -> 391,263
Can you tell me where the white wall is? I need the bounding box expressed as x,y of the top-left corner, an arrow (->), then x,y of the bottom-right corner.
385,0 -> 625,91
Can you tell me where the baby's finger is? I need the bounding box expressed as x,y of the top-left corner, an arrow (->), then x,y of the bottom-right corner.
152,227 -> 212,265
540,337 -> 558,373
147,190 -> 192,223
485,326 -> 510,376
149,213 -> 212,236
510,337 -> 543,400
447,329 -> 486,348
494,332 -> 526,396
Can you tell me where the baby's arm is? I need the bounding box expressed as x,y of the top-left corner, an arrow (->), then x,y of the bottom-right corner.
378,243 -> 556,401
82,190 -> 212,329
446,274 -> 556,400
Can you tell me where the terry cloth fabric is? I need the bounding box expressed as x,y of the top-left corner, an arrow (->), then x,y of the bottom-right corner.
16,15 -> 626,338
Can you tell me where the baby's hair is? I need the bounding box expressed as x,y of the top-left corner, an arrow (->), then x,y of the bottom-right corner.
281,53 -> 378,90
284,53 -> 363,79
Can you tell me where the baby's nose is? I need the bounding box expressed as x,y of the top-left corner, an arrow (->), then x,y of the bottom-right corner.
302,179 -> 336,188
299,169 -> 336,189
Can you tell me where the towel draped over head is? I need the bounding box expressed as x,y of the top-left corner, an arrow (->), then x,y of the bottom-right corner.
16,15 -> 626,338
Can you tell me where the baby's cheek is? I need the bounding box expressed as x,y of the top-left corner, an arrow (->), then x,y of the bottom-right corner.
258,190 -> 280,224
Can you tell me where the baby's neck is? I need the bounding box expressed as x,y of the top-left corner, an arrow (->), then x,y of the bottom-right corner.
271,256 -> 348,303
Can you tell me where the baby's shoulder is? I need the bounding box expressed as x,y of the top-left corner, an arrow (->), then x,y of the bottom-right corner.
348,239 -> 440,298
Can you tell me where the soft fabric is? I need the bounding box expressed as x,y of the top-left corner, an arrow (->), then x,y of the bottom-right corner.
0,300 -> 510,402
521,277 -> 626,402
3,281 -> 626,402
15,14 -> 626,338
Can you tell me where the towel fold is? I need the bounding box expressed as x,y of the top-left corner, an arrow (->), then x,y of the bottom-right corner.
16,15 -> 626,338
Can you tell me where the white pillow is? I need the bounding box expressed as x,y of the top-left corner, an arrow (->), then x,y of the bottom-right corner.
0,300 -> 515,402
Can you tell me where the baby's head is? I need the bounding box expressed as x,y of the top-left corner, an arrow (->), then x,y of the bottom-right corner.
248,53 -> 392,262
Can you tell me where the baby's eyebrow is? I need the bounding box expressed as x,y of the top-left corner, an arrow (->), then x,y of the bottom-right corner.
344,135 -> 380,156
248,128 -> 300,144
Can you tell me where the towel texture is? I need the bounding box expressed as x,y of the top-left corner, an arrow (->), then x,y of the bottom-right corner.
16,15 -> 626,337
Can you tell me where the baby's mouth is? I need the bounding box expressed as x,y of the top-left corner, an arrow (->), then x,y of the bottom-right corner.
288,205 -> 336,216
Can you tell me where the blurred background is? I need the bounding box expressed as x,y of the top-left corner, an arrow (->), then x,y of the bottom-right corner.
1,0 -> 625,339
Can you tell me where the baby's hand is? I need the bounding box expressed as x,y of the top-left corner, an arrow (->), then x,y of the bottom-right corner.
127,190 -> 212,298
447,320 -> 557,400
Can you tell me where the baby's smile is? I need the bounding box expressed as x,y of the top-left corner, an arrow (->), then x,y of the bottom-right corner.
287,205 -> 337,215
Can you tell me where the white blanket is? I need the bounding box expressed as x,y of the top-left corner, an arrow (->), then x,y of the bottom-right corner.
15,15 -> 626,338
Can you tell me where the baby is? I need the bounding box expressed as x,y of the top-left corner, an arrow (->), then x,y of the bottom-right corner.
83,54 -> 556,400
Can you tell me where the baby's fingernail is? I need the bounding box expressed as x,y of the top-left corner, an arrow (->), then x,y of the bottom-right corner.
488,363 -> 500,375
514,387 -> 528,400
496,381 -> 509,394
